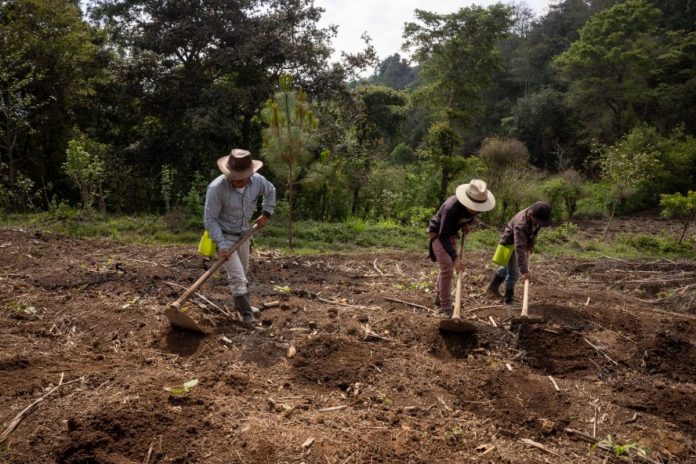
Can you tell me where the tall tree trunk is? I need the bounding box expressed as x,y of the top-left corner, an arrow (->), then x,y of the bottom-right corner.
602,190 -> 622,241
287,168 -> 293,248
351,185 -> 361,216
439,163 -> 450,204
679,222 -> 689,244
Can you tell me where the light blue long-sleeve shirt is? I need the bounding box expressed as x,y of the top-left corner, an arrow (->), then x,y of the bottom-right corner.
203,173 -> 276,248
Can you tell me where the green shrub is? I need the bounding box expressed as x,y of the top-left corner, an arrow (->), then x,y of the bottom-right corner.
617,233 -> 693,255
540,222 -> 578,244
575,181 -> 613,218
660,190 -> 696,243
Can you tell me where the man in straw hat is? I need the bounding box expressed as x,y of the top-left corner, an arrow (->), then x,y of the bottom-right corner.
487,201 -> 552,305
204,148 -> 276,323
428,180 -> 496,315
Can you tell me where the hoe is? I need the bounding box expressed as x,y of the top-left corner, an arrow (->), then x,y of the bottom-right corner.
164,223 -> 258,333
439,236 -> 477,335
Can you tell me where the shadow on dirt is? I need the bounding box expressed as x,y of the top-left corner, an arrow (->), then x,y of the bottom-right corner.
516,326 -> 595,376
641,329 -> 696,382
528,304 -> 591,330
439,332 -> 479,359
292,334 -> 385,389
161,329 -> 204,356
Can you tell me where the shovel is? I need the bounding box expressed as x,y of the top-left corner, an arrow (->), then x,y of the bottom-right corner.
439,235 -> 477,334
165,223 -> 258,332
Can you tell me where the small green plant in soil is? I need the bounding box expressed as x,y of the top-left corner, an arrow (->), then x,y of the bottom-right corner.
593,434 -> 649,458
164,379 -> 199,396
2,301 -> 37,316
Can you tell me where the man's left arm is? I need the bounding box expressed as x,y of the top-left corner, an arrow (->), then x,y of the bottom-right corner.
256,176 -> 276,228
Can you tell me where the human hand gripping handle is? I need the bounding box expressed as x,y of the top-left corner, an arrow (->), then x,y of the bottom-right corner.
170,222 -> 259,310
520,249 -> 533,283
218,218 -> 264,259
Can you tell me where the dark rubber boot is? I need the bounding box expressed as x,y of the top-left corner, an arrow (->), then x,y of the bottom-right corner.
234,294 -> 256,323
504,288 -> 514,305
487,274 -> 505,298
433,293 -> 441,308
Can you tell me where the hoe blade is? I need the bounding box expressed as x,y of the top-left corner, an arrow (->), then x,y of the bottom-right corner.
438,318 -> 477,334
164,306 -> 205,333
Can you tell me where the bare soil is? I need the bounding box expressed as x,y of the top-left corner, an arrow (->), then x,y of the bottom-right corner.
1,225 -> 695,463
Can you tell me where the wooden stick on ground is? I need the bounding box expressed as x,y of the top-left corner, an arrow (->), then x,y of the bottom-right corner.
318,405 -> 347,412
0,376 -> 84,444
372,259 -> 384,276
583,337 -> 619,366
383,297 -> 432,312
465,304 -> 506,313
519,438 -> 561,457
143,441 -> 155,464
548,375 -> 560,391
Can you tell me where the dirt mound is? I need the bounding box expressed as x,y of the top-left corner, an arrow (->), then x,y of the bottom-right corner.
529,304 -> 591,330
642,330 -> 696,382
292,334 -> 385,389
54,394 -> 204,464
489,372 -> 570,433
613,381 -> 696,436
517,326 -> 595,376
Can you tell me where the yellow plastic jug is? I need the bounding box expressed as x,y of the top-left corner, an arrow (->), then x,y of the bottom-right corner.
492,244 -> 514,266
197,230 -> 217,257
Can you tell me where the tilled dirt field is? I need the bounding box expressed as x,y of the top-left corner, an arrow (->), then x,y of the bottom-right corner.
1,227 -> 695,463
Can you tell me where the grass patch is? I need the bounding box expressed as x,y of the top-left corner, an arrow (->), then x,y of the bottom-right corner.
1,211 -> 693,260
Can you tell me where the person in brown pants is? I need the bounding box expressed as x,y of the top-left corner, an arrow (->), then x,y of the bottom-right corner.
428,180 -> 496,315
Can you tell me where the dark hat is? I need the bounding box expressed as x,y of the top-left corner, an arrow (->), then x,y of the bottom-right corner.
217,149 -> 263,180
530,201 -> 552,226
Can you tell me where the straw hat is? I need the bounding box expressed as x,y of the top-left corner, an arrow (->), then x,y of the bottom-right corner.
455,179 -> 495,212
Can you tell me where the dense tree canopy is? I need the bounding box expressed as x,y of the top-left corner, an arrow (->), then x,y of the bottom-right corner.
1,0 -> 694,225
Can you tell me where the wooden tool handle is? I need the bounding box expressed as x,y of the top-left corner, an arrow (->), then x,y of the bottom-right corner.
521,278 -> 530,317
170,223 -> 258,309
453,235 -> 466,319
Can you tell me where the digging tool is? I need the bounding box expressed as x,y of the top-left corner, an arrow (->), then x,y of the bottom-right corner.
165,223 -> 259,332
509,278 -> 545,326
439,235 -> 477,334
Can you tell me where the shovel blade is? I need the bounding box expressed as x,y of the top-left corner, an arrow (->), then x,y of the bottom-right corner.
164,306 -> 205,333
438,317 -> 477,334
509,315 -> 546,327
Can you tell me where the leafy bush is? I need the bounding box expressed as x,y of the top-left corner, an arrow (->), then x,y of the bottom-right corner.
63,137 -> 107,211
479,137 -> 529,169
660,190 -> 696,243
542,170 -> 583,220
617,233 -> 693,255
345,216 -> 368,234
543,222 -> 579,244
575,181 -> 613,218
0,163 -> 42,213
390,143 -> 416,165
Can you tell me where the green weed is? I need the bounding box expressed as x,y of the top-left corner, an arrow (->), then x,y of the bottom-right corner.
593,434 -> 649,458
2,301 -> 37,315
164,379 -> 199,396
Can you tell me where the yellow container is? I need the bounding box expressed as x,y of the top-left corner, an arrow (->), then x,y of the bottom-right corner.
492,244 -> 514,266
197,230 -> 217,257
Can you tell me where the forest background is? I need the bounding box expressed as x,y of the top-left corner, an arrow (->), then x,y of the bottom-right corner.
1,0 -> 695,256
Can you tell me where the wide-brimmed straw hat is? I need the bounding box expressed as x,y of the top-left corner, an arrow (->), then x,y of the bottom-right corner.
455,179 -> 496,212
217,149 -> 263,180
